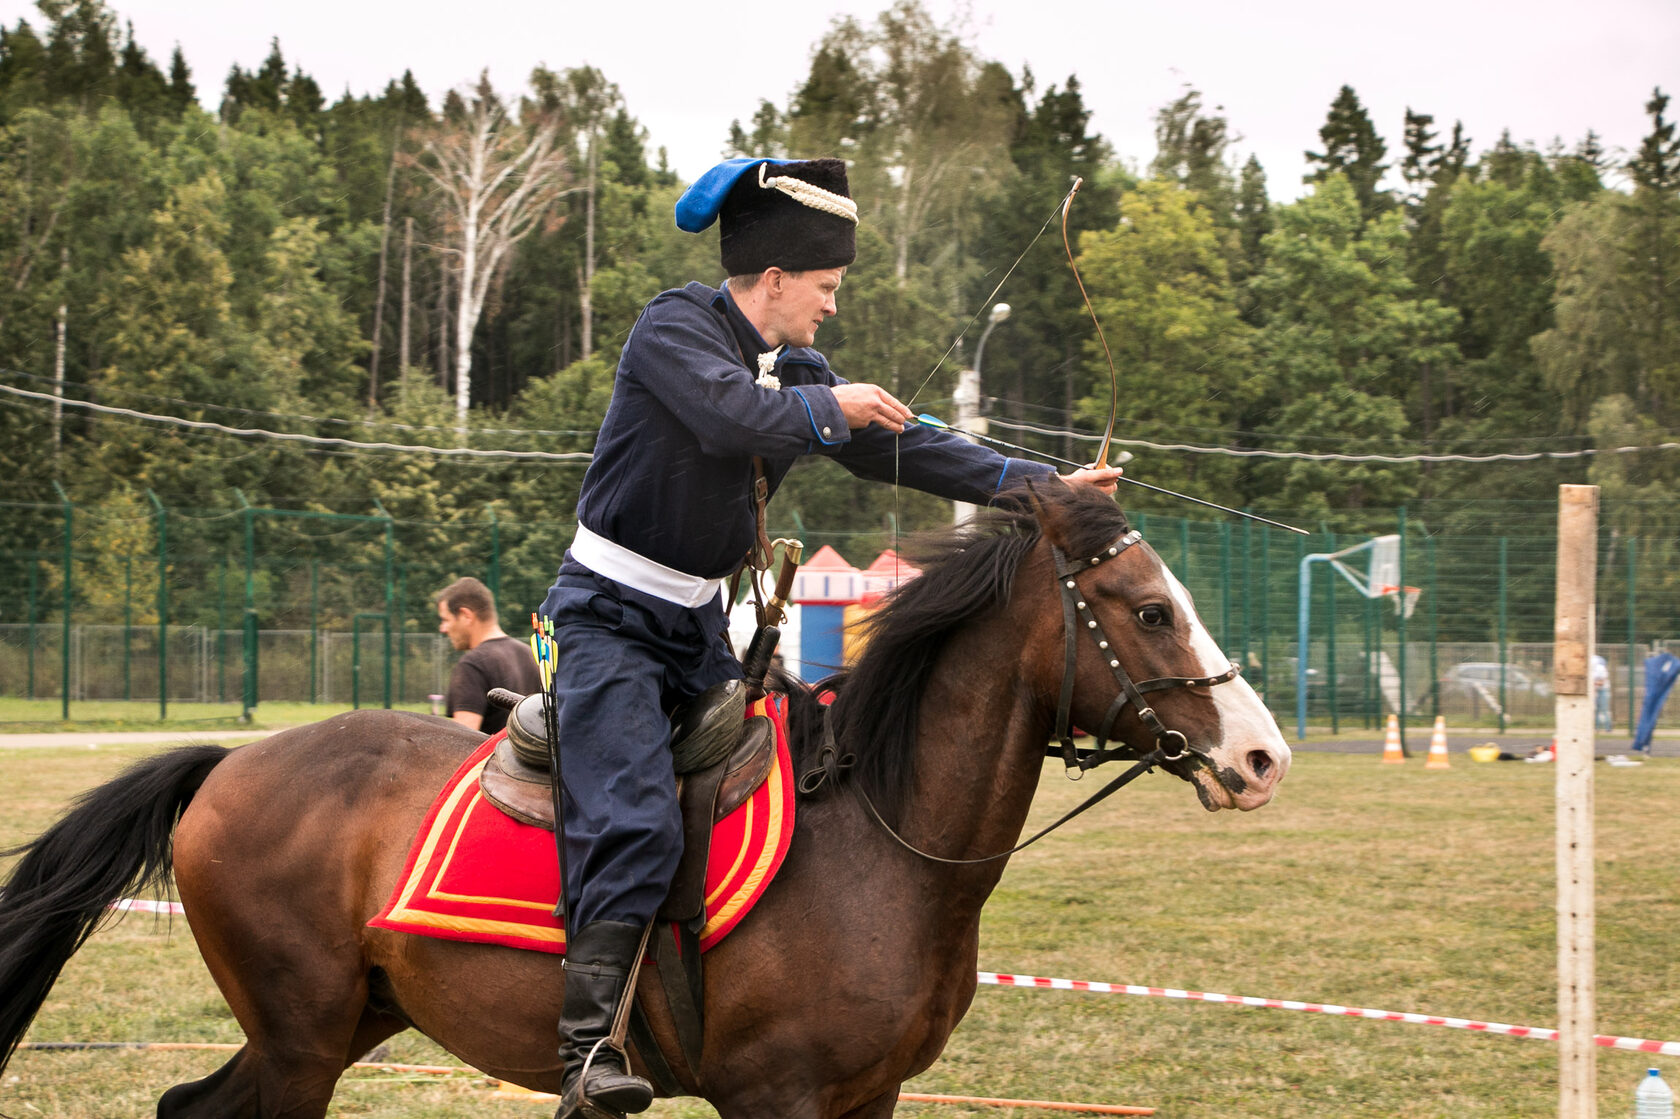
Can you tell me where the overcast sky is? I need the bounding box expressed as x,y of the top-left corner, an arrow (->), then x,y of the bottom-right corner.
9,0 -> 1678,198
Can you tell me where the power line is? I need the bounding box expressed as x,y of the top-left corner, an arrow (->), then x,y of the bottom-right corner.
0,384 -> 594,462
13,378 -> 1673,467
0,368 -> 600,439
981,415 -> 1675,464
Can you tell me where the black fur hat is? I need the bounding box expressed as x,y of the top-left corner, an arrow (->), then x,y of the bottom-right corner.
718,158 -> 857,275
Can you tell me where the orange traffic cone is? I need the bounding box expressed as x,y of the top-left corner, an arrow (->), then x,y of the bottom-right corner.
1425,715 -> 1451,769
1382,713 -> 1405,764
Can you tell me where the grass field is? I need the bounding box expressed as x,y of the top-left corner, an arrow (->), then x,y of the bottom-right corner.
3,738 -> 1677,1117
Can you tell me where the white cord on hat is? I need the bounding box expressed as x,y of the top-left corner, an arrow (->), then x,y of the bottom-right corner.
757,163 -> 858,223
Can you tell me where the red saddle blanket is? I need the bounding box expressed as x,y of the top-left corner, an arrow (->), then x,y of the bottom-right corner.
369,694 -> 796,954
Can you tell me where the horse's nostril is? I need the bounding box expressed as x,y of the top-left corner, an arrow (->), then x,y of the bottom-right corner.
1248,750 -> 1273,780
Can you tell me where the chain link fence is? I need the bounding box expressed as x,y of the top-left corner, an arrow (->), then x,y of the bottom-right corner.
5,494 -> 1680,737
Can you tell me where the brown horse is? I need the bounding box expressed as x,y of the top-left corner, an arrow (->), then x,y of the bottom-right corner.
0,484 -> 1290,1118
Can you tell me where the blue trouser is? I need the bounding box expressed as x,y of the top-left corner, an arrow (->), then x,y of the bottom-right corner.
539,559 -> 740,929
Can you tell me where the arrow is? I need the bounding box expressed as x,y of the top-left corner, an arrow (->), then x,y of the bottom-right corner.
913,413 -> 1307,536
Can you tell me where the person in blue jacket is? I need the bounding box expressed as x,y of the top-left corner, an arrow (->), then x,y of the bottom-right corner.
537,156 -> 1120,1119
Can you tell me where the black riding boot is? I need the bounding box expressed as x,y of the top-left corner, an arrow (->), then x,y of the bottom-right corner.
555,920 -> 655,1119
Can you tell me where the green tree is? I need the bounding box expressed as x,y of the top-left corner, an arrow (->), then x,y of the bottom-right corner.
0,19 -> 50,123
958,70 -> 1120,465
110,21 -> 168,123
1628,87 -> 1679,404
1535,106 -> 1679,432
1234,154 -> 1271,289
1245,176 -> 1455,516
1422,141 -> 1587,503
1304,85 -> 1391,222
726,99 -> 786,158
81,168 -> 253,500
165,45 -> 192,115
38,0 -> 116,108
1150,86 -> 1236,218
1400,108 -> 1439,211
1072,179 -> 1254,497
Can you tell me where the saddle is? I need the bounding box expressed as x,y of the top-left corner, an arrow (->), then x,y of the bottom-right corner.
477,681 -> 776,1091
479,681 -> 774,831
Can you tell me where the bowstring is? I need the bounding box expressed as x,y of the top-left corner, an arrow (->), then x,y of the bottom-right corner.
902,181 -> 1080,411
895,180 -> 1080,575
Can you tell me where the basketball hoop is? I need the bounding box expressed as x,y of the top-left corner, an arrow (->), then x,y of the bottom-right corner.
1376,584 -> 1422,620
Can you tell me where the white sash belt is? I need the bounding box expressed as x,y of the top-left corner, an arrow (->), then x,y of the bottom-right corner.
570,523 -> 727,609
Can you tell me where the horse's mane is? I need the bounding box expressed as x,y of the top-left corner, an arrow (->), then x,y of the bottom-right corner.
782,482 -> 1131,825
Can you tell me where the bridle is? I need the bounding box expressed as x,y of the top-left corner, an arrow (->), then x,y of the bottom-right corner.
1050,529 -> 1240,780
799,528 -> 1244,866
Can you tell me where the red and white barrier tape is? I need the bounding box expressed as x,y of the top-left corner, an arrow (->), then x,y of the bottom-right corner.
112,898 -> 184,915
108,904 -> 1676,1058
979,972 -> 1680,1058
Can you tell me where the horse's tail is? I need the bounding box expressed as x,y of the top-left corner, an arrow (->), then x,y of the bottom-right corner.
0,743 -> 229,1072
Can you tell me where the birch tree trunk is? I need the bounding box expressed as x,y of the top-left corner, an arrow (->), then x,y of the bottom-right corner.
413,72 -> 571,430
580,135 -> 597,359
398,216 -> 413,393
437,258 -> 450,390
368,145 -> 399,407
53,246 -> 67,457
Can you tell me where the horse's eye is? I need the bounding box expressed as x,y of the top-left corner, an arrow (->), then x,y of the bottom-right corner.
1137,604 -> 1170,627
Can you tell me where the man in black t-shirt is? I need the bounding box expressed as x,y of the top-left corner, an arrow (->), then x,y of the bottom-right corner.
436,577 -> 541,736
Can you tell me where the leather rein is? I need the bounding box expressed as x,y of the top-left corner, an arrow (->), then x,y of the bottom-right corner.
800,528 -> 1242,866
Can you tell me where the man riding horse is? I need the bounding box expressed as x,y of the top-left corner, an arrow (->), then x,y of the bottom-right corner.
536,155 -> 1121,1119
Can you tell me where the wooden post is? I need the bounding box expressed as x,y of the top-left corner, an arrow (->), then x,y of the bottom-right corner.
1554,484 -> 1597,1119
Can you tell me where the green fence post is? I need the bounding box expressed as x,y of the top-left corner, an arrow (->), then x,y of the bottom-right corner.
1429,533 -> 1440,720
352,613 -> 363,709
310,559 -> 319,705
1498,537 -> 1509,734
52,481 -> 71,721
234,489 -> 257,720
27,560 -> 37,699
1261,526 -> 1271,705
1396,506 -> 1407,753
1627,537 -> 1637,733
1296,531 -> 1308,728
1219,521 -> 1232,651
375,501 -> 395,709
1242,516 -> 1253,674
1326,556 -> 1338,735
217,562 -> 227,705
1362,590 -> 1375,730
398,563 -> 409,705
147,490 -> 167,719
123,553 -> 132,701
487,504 -> 501,601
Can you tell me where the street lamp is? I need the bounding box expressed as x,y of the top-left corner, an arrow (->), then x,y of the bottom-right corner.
953,303 -> 1011,523
972,301 -> 1011,386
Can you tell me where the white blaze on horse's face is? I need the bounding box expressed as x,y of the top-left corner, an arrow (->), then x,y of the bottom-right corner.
1161,568 -> 1292,812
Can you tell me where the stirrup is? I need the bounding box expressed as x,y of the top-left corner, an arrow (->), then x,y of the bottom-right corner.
556,1039 -> 652,1119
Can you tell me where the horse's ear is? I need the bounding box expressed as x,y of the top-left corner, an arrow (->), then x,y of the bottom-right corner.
1024,478 -> 1078,551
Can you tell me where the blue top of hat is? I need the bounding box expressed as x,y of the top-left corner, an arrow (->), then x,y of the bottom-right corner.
674,158 -> 798,233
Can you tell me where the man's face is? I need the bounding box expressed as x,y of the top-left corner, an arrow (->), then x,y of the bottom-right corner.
766,267 -> 843,348
437,600 -> 471,651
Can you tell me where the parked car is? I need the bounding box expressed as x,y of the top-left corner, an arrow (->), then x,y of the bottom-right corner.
1439,662 -> 1551,699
